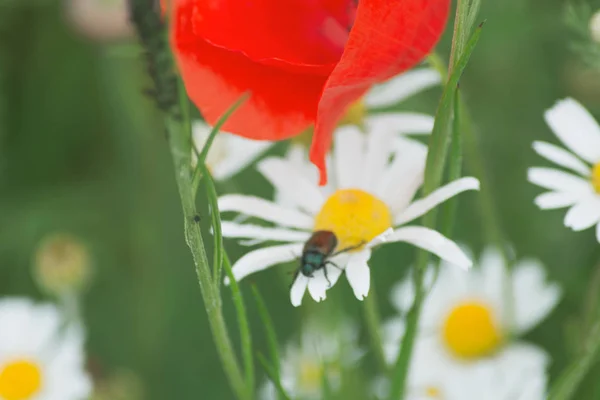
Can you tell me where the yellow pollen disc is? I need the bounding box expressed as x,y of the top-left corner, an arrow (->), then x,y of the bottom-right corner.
339,100 -> 366,127
591,163 -> 600,193
442,301 -> 503,360
298,361 -> 323,391
425,386 -> 442,398
0,360 -> 43,400
314,189 -> 392,252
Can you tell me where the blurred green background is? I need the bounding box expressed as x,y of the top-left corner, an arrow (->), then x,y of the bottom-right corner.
2,0 -> 600,398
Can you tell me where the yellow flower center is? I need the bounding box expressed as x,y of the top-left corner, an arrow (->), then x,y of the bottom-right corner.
298,360 -> 323,392
314,189 -> 392,252
442,301 -> 503,359
425,386 -> 442,398
339,100 -> 366,127
0,360 -> 43,400
592,163 -> 600,193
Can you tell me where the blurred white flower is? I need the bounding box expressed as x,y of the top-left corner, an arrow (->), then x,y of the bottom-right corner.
66,0 -> 133,41
0,298 -> 92,400
344,67 -> 442,134
220,128 -> 479,306
379,247 -> 560,399
191,121 -> 275,181
259,320 -> 360,400
528,98 -> 600,242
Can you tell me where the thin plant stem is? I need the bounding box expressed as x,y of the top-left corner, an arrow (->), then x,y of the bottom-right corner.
387,7 -> 483,400
427,51 -> 517,327
363,287 -> 388,372
128,3 -> 250,399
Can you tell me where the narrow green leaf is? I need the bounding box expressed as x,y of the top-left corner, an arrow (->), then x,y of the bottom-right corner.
251,285 -> 281,379
191,92 -> 250,194
439,88 -> 463,236
200,165 -> 224,282
221,246 -> 255,394
387,21 -> 484,400
423,22 -> 483,195
257,353 -> 292,400
202,166 -> 254,393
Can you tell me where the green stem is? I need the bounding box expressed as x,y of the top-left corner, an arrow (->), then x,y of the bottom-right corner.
128,3 -> 249,398
387,8 -> 483,400
363,288 -> 388,372
166,116 -> 250,400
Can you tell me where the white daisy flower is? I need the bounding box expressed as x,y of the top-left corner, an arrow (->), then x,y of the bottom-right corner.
0,298 -> 92,400
374,337 -> 548,400
345,67 -> 442,136
191,121 -> 275,181
364,67 -> 441,132
259,320 -> 360,400
380,247 -> 560,399
528,98 -> 600,242
220,127 -> 479,306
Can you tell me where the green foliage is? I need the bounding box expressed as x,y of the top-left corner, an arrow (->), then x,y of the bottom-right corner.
3,0 -> 600,399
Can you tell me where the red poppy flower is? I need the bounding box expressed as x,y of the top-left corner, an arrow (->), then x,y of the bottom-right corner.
170,0 -> 450,184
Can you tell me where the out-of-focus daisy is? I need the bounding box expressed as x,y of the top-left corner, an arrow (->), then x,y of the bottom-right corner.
342,67 -> 442,135
220,127 -> 479,306
259,320 -> 360,400
374,338 -> 548,400
66,0 -> 133,41
528,98 -> 600,242
191,121 -> 275,181
381,247 -> 560,399
0,298 -> 92,400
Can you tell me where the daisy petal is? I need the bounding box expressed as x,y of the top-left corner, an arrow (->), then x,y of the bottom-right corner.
307,269 -> 329,302
345,250 -> 371,300
377,137 -> 427,210
361,126 -> 395,191
334,125 -> 365,189
532,141 -> 590,177
394,177 -> 480,225
564,199 -> 600,231
257,157 -> 325,215
387,226 -> 472,269
527,167 -> 592,193
221,222 -> 311,242
212,136 -> 274,180
290,274 -> 309,307
534,191 -> 582,210
226,243 -> 303,284
218,195 -> 314,229
364,68 -> 442,108
544,98 -> 600,163
512,259 -> 561,334
364,112 -> 434,135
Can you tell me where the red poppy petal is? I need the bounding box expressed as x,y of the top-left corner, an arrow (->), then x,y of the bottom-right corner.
182,0 -> 357,74
310,0 -> 451,185
173,10 -> 327,140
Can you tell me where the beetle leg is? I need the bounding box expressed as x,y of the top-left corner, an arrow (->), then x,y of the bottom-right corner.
332,240 -> 367,256
323,266 -> 332,288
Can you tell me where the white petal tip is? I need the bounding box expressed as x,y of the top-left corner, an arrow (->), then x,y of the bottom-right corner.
224,277 -> 231,286
464,177 -> 481,190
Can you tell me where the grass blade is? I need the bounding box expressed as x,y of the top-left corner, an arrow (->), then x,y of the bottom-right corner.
251,285 -> 281,379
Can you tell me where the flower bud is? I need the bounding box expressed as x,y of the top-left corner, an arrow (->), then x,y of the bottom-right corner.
33,233 -> 92,296
590,10 -> 600,43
